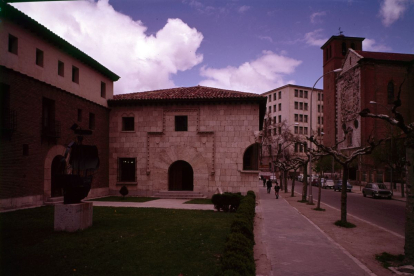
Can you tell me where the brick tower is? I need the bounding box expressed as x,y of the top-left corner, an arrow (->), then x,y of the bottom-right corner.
320,35 -> 364,146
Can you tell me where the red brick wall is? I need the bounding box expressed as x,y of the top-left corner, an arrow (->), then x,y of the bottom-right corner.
0,67 -> 109,199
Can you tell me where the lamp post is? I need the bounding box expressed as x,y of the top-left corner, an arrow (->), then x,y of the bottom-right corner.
308,68 -> 343,204
369,100 -> 393,191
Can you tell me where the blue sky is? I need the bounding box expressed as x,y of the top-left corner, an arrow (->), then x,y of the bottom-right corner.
12,0 -> 414,94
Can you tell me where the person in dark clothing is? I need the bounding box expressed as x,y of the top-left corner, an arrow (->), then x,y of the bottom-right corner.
274,183 -> 281,199
266,179 -> 272,193
262,176 -> 266,187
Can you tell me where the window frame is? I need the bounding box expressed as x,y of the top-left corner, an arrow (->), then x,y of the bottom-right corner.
72,66 -> 79,84
36,48 -> 44,67
175,116 -> 188,132
58,60 -> 64,77
8,34 -> 18,55
122,117 -> 135,132
118,158 -> 136,182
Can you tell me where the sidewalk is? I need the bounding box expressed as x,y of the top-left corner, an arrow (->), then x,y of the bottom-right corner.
255,186 -> 373,276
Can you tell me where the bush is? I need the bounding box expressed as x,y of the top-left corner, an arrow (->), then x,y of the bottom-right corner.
216,191 -> 256,276
212,193 -> 242,212
119,185 -> 129,198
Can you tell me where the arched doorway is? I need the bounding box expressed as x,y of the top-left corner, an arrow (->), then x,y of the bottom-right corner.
51,155 -> 66,197
168,160 -> 193,191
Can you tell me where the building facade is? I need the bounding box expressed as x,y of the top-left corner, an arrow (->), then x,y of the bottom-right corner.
107,86 -> 266,197
0,3 -> 119,210
260,84 -> 323,175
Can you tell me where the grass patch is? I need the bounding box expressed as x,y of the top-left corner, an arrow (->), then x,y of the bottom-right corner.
0,206 -> 234,276
334,220 -> 356,228
88,196 -> 158,202
184,198 -> 213,204
375,252 -> 406,268
313,207 -> 325,211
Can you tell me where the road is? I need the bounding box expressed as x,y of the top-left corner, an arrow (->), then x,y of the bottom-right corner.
288,180 -> 406,236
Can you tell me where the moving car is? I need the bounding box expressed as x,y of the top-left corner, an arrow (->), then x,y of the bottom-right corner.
333,180 -> 352,192
362,183 -> 393,199
323,179 -> 334,189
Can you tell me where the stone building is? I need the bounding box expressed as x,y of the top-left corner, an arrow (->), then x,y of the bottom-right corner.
0,2 -> 119,210
107,86 -> 266,197
260,84 -> 323,176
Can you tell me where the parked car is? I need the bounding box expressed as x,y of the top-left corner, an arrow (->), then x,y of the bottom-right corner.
311,179 -> 318,186
322,179 -> 334,189
333,180 -> 352,192
362,183 -> 393,199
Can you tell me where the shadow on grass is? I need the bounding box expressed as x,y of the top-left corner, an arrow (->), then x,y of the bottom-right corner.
87,196 -> 158,203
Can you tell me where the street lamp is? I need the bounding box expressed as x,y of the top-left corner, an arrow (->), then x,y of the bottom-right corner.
308,68 -> 343,204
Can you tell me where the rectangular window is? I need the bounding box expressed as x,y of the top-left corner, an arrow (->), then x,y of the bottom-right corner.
299,102 -> 303,110
118,158 -> 136,182
294,89 -> 298,97
318,93 -> 321,101
294,114 -> 298,122
268,95 -> 272,102
89,112 -> 95,130
58,61 -> 64,76
278,103 -> 281,111
278,91 -> 281,99
278,115 -> 281,123
273,116 -> 276,124
273,105 -> 276,112
175,116 -> 188,131
273,128 -> 276,135
321,105 -> 323,112
122,117 -> 134,131
72,66 -> 79,83
294,102 -> 298,109
273,93 -> 277,101
304,127 -> 308,135
268,106 -> 271,113
318,116 -> 321,124
304,115 -> 308,123
299,127 -> 303,134
77,109 -> 82,122
278,127 -> 281,134
304,91 -> 308,99
299,114 -> 303,122
318,105 -> 321,112
101,82 -> 106,98
8,34 -> 18,55
321,94 -> 323,101
321,117 -> 324,124
294,126 -> 298,134
36,49 -> 44,67
295,143 -> 298,152
304,103 -> 308,111
299,90 -> 303,98
300,144 -> 303,152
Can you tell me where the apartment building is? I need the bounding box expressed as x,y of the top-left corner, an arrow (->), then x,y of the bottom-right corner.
260,84 -> 324,174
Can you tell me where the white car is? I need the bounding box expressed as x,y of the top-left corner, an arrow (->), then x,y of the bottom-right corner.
323,179 -> 335,189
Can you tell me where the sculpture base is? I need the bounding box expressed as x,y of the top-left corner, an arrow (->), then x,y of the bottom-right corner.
54,202 -> 93,232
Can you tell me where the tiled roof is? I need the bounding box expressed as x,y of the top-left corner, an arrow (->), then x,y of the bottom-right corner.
355,51 -> 414,62
111,86 -> 265,102
1,2 -> 120,81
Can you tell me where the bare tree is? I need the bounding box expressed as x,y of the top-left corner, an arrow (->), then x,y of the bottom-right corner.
359,81 -> 414,262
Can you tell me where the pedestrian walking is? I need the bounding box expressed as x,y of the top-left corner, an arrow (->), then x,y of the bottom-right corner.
266,179 -> 272,193
274,182 -> 281,199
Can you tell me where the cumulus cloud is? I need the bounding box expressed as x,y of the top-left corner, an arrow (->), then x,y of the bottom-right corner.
379,0 -> 412,27
363,38 -> 392,52
304,29 -> 328,47
238,5 -> 251,13
310,11 -> 326,24
199,51 -> 302,93
12,0 -> 203,94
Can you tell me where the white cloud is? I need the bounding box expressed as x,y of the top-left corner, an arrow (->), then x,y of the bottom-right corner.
363,38 -> 392,52
304,29 -> 328,47
199,51 -> 302,93
12,0 -> 204,94
379,0 -> 411,27
238,5 -> 251,13
310,11 -> 326,24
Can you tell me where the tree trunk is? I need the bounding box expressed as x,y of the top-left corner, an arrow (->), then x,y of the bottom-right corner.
317,177 -> 322,209
404,144 -> 414,262
284,170 -> 288,193
279,174 -> 283,190
302,163 -> 308,201
341,164 -> 349,224
291,169 -> 297,197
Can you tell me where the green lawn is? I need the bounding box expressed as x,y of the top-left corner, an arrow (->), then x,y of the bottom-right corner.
88,196 -> 159,202
184,198 -> 213,204
0,206 -> 234,276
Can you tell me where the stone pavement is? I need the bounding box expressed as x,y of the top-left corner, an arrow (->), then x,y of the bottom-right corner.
90,199 -> 215,210
256,186 -> 373,276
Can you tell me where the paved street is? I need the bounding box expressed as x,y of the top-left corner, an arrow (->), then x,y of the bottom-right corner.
256,186 -> 371,276
292,181 -> 406,236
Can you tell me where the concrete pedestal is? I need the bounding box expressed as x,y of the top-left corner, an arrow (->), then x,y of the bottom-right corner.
54,202 -> 93,232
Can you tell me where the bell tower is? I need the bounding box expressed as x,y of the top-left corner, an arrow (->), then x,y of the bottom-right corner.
320,35 -> 364,146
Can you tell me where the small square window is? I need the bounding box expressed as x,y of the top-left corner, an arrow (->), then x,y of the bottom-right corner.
8,34 -> 18,55
58,61 -> 64,77
72,66 -> 79,83
101,82 -> 106,98
89,112 -> 95,130
122,117 -> 134,131
175,116 -> 188,131
36,49 -> 44,67
77,109 -> 82,122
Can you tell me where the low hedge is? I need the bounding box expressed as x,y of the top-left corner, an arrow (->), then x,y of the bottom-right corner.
212,192 -> 243,212
217,191 -> 256,276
